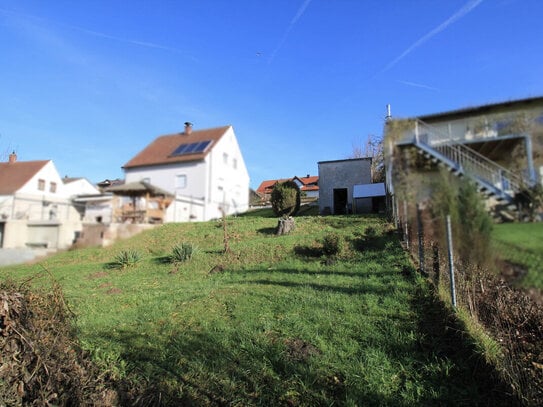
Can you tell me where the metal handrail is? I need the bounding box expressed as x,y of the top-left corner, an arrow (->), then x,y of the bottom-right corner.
413,119 -> 528,195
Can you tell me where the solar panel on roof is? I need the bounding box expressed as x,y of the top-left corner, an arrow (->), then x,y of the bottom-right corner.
171,140 -> 213,157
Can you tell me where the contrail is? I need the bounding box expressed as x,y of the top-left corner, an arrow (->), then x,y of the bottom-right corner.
0,7 -> 196,60
397,80 -> 439,91
381,0 -> 484,73
269,0 -> 313,64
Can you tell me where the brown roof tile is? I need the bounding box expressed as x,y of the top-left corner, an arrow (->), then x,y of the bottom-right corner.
123,125 -> 231,169
0,160 -> 49,195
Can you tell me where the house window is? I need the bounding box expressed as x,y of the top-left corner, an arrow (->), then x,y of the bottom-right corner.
176,174 -> 187,189
50,182 -> 57,193
233,158 -> 238,169
223,153 -> 228,164
38,179 -> 45,191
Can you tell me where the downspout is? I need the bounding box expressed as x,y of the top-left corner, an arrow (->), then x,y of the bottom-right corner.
524,134 -> 536,185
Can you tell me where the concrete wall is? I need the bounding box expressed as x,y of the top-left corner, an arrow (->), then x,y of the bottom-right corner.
76,223 -> 156,247
318,158 -> 372,215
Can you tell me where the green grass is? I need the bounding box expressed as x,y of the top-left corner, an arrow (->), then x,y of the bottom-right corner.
2,214 -> 513,405
492,222 -> 543,289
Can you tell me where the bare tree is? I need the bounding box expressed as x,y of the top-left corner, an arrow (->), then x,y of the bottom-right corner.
349,134 -> 385,183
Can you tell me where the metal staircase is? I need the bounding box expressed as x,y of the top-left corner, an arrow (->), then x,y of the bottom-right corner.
409,120 -> 530,205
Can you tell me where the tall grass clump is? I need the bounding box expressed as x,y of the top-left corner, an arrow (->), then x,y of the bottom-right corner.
170,242 -> 195,263
111,249 -> 142,269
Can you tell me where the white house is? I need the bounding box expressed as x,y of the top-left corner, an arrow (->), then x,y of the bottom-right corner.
122,122 -> 250,222
62,177 -> 100,197
0,153 -> 82,249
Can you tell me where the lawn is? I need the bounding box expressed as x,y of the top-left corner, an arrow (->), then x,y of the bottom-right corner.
2,213 -> 514,405
492,222 -> 543,289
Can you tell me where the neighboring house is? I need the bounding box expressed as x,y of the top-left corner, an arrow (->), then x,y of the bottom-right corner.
318,158 -> 377,215
256,175 -> 319,204
0,153 -> 82,249
122,122 -> 250,222
63,176 -> 114,223
385,96 -> 543,219
62,176 -> 100,197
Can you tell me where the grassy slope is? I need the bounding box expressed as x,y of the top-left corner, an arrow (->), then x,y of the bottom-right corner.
492,222 -> 543,289
2,213 -> 513,406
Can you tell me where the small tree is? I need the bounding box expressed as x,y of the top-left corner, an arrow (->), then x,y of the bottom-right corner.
457,178 -> 493,267
271,180 -> 301,218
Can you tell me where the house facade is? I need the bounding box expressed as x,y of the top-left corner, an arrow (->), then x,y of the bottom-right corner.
0,153 -> 83,249
385,96 -> 543,219
122,123 -> 250,222
318,158 -> 373,215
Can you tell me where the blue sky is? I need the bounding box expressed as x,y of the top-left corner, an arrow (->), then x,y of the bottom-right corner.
1,0 -> 542,189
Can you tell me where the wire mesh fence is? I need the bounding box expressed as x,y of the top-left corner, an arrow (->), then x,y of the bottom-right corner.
395,198 -> 543,406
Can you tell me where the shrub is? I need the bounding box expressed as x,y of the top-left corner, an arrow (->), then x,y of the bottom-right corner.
112,249 -> 142,269
271,180 -> 301,217
322,232 -> 343,256
170,242 -> 195,263
364,226 -> 377,239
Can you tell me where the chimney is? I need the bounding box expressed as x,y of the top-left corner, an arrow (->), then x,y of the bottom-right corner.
184,122 -> 193,135
8,151 -> 17,163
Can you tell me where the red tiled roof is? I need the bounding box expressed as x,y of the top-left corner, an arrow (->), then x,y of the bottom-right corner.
294,175 -> 319,186
256,176 -> 319,194
123,125 -> 231,169
256,179 -> 288,195
0,160 -> 49,195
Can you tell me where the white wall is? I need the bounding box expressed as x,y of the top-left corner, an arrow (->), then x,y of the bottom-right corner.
63,178 -> 100,197
125,160 -> 208,199
205,127 -> 250,220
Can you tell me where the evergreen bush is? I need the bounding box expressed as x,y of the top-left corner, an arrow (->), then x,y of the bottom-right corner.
271,180 -> 301,217
322,232 -> 343,256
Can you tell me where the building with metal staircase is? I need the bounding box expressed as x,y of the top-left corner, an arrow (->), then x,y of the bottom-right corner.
385,96 -> 543,221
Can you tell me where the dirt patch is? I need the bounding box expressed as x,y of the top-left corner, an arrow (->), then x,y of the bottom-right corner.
106,287 -> 123,295
87,271 -> 109,280
284,337 -> 320,362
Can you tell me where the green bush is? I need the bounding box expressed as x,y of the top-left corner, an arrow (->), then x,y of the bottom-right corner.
271,180 -> 301,217
112,249 -> 142,269
170,242 -> 195,263
322,232 -> 343,256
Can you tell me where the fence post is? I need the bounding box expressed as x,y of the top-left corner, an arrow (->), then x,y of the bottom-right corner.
446,215 -> 457,308
417,203 -> 424,274
403,200 -> 409,250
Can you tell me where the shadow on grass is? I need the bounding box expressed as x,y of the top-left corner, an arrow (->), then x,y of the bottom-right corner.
151,255 -> 172,265
404,280 -> 520,406
293,244 -> 323,258
240,277 -> 399,296
89,327 -> 360,406
231,267 -> 404,280
348,234 -> 390,252
257,227 -> 276,235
